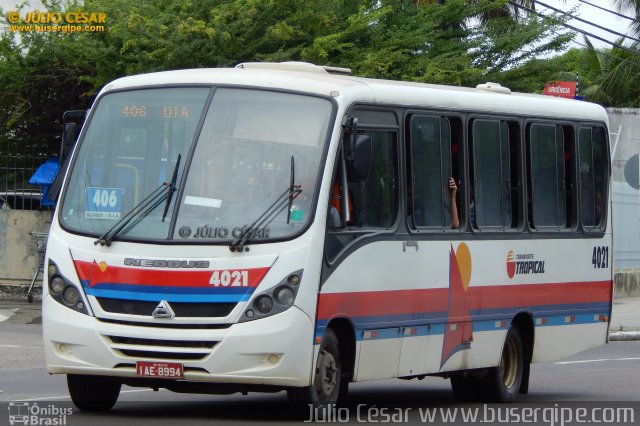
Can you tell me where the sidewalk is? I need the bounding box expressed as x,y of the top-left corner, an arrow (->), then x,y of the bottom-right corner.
0,300 -> 41,324
1,297 -> 639,339
608,296 -> 640,341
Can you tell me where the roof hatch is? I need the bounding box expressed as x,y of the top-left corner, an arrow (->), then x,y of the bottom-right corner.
475,82 -> 511,94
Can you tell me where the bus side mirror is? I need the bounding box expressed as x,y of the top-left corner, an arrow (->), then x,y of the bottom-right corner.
62,122 -> 77,161
347,134 -> 372,181
47,110 -> 86,203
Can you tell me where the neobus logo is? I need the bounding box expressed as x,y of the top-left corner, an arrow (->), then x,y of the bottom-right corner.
506,250 -> 546,279
123,258 -> 210,268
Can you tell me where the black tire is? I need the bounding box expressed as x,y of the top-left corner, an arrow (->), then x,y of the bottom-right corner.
450,326 -> 523,403
287,328 -> 343,419
484,326 -> 524,402
67,374 -> 121,411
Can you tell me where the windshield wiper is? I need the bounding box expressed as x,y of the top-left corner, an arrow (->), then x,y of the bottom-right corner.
162,154 -> 181,222
229,156 -> 301,252
286,156 -> 296,225
94,155 -> 181,247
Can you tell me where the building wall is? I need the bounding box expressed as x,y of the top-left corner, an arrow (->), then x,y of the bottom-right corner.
0,210 -> 51,300
607,108 -> 640,297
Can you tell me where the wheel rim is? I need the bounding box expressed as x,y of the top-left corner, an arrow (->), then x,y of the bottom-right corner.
500,336 -> 518,389
315,349 -> 338,400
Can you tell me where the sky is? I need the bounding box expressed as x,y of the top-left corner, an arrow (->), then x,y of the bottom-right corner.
0,0 -> 637,51
541,0 -> 638,49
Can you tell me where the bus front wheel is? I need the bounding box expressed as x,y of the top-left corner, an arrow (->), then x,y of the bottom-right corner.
287,328 -> 343,418
67,374 -> 121,411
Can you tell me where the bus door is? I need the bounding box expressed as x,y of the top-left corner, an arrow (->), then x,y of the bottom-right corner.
323,110 -> 407,381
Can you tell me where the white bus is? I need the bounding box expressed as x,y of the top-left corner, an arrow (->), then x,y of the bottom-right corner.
43,62 -> 612,412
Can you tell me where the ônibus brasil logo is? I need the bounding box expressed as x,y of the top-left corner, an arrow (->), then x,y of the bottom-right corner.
506,250 -> 546,279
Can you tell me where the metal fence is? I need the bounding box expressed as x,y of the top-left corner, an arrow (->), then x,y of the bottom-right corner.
0,140 -> 58,210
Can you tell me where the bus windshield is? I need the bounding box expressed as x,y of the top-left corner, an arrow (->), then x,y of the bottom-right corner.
60,87 -> 333,243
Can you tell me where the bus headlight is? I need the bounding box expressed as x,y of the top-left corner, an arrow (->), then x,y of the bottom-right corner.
240,270 -> 303,323
62,286 -> 80,305
275,286 -> 295,306
288,274 -> 300,286
47,261 -> 89,315
50,277 -> 65,295
255,296 -> 274,314
48,264 -> 58,276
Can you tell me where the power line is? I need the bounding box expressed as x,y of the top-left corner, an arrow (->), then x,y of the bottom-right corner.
536,0 -> 640,44
508,1 -> 639,56
572,38 -> 640,70
577,0 -> 640,26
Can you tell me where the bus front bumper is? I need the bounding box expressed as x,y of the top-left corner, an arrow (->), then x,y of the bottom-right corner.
43,296 -> 314,388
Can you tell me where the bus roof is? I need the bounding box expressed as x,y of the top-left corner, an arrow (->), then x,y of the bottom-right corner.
101,62 -> 608,123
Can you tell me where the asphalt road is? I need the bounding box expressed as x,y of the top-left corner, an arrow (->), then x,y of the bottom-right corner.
1,323 -> 639,425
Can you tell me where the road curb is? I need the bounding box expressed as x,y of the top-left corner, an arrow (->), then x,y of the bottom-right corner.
609,331 -> 640,341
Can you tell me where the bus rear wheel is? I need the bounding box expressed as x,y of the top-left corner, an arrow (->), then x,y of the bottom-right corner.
67,374 -> 121,411
451,326 -> 524,402
488,326 -> 524,402
287,328 -> 343,419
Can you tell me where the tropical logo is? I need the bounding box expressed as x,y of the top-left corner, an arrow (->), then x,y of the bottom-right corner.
506,251 -> 546,279
506,250 -> 516,279
441,242 -> 473,368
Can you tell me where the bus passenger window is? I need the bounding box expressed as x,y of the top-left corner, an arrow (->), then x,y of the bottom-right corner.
579,127 -> 608,229
471,120 -> 514,229
408,115 -> 457,229
324,129 -> 398,261
527,123 -> 574,229
355,131 -> 398,229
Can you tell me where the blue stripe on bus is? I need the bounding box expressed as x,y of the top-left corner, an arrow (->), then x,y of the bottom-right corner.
314,307 -> 609,342
79,280 -> 253,295
86,287 -> 250,303
468,301 -> 611,318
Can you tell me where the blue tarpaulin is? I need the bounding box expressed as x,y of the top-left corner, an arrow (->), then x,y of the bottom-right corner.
29,157 -> 60,207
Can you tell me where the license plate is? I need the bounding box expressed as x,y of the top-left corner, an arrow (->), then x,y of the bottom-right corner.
136,361 -> 184,379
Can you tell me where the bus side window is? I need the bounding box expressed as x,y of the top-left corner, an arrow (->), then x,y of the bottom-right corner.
352,130 -> 398,229
579,126 -> 608,230
408,115 -> 461,230
470,119 -> 516,229
325,129 -> 399,261
527,123 -> 575,230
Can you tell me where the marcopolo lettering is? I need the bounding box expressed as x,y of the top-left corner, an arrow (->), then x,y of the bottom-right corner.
124,258 -> 210,268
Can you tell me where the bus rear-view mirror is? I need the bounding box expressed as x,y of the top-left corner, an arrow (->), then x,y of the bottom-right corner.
348,134 -> 372,181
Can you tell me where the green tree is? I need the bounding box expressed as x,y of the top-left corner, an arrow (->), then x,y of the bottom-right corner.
0,0 -> 575,191
581,37 -> 640,107
614,0 -> 640,38
495,48 -> 597,94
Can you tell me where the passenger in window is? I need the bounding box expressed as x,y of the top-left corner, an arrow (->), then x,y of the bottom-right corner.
449,177 -> 460,229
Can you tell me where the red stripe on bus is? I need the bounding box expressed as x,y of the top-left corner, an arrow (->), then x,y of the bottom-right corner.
73,260 -> 269,288
317,280 -> 611,320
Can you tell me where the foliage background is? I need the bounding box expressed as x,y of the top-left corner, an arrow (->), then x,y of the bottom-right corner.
0,0 -> 637,189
